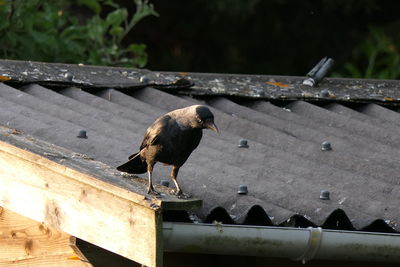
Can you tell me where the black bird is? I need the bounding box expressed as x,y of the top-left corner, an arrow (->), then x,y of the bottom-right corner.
117,105 -> 218,196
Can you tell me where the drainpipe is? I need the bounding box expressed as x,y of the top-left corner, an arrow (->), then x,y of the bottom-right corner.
163,222 -> 400,263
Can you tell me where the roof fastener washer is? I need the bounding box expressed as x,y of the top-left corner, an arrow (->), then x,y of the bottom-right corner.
140,75 -> 149,83
64,72 -> 73,81
238,139 -> 249,148
320,190 -> 330,200
238,185 -> 248,195
77,130 -> 88,139
321,141 -> 332,151
320,89 -> 330,97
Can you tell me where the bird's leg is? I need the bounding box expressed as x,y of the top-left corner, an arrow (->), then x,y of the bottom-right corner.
170,166 -> 181,194
170,166 -> 190,198
147,164 -> 160,196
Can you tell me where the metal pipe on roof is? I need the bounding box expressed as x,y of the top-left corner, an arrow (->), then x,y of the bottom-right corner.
163,222 -> 400,263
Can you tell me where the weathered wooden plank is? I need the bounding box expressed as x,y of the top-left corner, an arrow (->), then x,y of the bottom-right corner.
0,125 -> 202,211
0,127 -> 166,267
0,59 -> 190,90
0,207 -> 91,267
173,72 -> 400,105
0,254 -> 89,267
2,59 -> 400,104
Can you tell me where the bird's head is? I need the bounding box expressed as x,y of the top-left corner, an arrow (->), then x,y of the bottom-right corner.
194,105 -> 219,132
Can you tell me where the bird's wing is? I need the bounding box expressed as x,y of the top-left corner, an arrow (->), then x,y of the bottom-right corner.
128,152 -> 141,160
140,115 -> 172,150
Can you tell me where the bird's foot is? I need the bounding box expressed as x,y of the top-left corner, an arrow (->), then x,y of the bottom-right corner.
177,193 -> 191,199
171,189 -> 191,199
147,188 -> 161,197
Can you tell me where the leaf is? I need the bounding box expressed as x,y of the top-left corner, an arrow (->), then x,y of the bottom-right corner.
128,43 -> 146,53
87,16 -> 105,43
130,0 -> 159,27
0,0 -> 156,68
60,25 -> 86,40
77,0 -> 101,14
105,8 -> 127,28
103,0 -> 119,9
109,26 -> 124,39
127,43 -> 147,67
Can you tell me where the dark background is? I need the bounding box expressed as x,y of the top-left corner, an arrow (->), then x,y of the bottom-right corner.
127,0 -> 400,77
1,0 -> 400,78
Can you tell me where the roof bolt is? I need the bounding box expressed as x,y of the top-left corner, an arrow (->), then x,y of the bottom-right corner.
238,139 -> 249,148
320,89 -> 330,98
321,141 -> 332,151
320,190 -> 330,200
64,72 -> 73,81
77,130 -> 88,139
139,75 -> 149,84
160,180 -> 170,187
237,185 -> 248,195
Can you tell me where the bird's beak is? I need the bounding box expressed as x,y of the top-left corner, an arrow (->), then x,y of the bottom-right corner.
206,122 -> 219,133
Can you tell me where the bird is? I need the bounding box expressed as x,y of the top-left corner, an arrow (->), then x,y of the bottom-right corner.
117,105 -> 218,196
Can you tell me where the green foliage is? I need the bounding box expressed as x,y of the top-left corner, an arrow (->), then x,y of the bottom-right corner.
335,26 -> 400,79
0,0 -> 158,67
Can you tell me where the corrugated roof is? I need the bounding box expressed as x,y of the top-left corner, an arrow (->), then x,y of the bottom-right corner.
1,60 -> 400,233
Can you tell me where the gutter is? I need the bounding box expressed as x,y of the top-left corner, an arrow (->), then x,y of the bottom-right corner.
163,222 -> 400,263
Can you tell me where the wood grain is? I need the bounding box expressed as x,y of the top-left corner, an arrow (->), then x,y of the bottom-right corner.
0,127 -> 166,267
0,207 -> 91,267
0,125 -> 201,211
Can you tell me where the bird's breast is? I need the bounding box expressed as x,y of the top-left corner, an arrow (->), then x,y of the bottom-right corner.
152,128 -> 202,166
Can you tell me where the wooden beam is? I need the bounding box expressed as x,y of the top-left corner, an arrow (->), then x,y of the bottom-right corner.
0,126 -> 183,267
0,206 -> 91,267
2,59 -> 400,104
0,125 -> 202,212
0,59 -> 191,90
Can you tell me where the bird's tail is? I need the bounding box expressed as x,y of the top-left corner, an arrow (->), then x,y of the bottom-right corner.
117,152 -> 147,174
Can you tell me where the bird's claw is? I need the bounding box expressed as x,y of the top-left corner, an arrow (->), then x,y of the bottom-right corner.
171,189 -> 191,199
147,188 -> 161,197
177,193 -> 191,199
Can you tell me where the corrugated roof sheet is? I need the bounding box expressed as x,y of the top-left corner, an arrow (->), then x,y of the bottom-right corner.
1,61 -> 400,233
